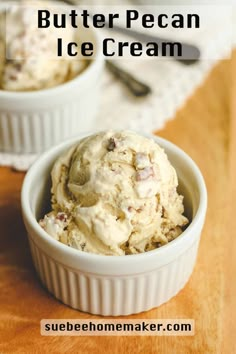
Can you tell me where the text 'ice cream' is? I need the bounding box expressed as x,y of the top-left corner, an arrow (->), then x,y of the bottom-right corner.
39,131 -> 189,256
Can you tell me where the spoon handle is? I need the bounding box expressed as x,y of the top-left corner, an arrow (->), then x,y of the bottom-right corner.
106,60 -> 152,97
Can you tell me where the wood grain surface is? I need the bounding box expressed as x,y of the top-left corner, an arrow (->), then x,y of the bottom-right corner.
0,54 -> 235,353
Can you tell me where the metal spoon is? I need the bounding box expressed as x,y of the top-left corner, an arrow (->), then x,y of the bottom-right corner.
106,60 -> 152,97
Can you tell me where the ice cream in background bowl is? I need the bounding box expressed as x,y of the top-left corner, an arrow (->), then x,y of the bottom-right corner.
0,0 -> 88,92
0,0 -> 104,153
21,131 -> 207,316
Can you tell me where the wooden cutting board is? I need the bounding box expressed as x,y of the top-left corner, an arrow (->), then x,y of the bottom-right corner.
0,53 -> 235,353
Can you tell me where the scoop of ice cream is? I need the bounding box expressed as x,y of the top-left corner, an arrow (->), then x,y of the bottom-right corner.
0,1 -> 87,91
39,131 -> 189,256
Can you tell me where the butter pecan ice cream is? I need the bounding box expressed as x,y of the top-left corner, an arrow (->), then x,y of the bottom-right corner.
39,131 -> 189,256
0,1 -> 87,91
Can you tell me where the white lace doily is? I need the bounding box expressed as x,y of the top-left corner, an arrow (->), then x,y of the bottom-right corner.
0,4 -> 233,171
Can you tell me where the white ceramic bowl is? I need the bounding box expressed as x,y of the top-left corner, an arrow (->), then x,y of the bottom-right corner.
21,132 -> 207,316
0,4 -> 104,154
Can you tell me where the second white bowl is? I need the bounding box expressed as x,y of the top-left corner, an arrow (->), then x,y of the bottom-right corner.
0,4 -> 104,154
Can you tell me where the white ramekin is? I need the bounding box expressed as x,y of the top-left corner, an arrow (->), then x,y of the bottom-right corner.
21,132 -> 207,316
0,4 -> 104,154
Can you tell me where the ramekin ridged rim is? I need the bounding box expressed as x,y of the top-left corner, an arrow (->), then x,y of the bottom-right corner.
21,132 -> 208,268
